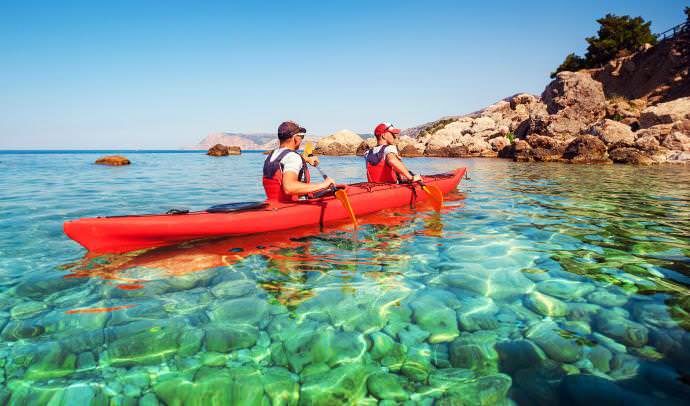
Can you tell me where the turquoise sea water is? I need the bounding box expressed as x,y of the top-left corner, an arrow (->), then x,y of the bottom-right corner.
1,151 -> 689,404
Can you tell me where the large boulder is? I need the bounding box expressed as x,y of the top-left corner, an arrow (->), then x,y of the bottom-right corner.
95,155 -> 130,166
589,119 -> 635,147
397,136 -> 425,157
661,132 -> 690,152
563,135 -> 610,164
529,72 -> 607,139
639,97 -> 690,128
315,130 -> 364,155
355,138 -> 377,155
609,147 -> 655,165
513,135 -> 566,162
207,144 -> 241,156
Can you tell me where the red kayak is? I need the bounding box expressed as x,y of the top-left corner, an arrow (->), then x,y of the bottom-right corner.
64,168 -> 466,253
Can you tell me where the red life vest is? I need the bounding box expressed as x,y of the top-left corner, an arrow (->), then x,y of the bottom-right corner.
365,147 -> 399,183
262,149 -> 311,202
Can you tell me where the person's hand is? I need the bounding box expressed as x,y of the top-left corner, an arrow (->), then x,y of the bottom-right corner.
304,156 -> 319,167
321,177 -> 336,188
412,174 -> 422,183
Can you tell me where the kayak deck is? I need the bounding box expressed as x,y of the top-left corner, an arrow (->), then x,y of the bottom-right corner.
64,168 -> 467,253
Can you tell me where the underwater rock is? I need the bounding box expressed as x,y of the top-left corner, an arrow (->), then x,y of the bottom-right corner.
449,343 -> 499,374
401,347 -> 432,382
586,345 -> 613,373
562,320 -> 592,336
513,364 -> 566,405
595,312 -> 649,348
104,319 -> 201,367
398,324 -> 431,348
536,279 -> 596,301
430,343 -> 452,368
523,291 -> 568,317
208,296 -> 268,325
566,303 -> 602,323
436,373 -> 512,405
62,383 -> 103,405
495,339 -> 547,373
154,373 -> 232,405
10,301 -> 48,319
443,268 -> 535,300
592,332 -> 627,354
14,276 -> 87,300
1,319 -> 45,341
370,331 -> 396,360
587,289 -> 629,307
210,279 -> 256,299
24,342 -> 77,381
633,303 -> 677,329
367,372 -> 408,401
560,373 -> 654,405
300,363 -> 375,404
261,367 -> 299,406
609,353 -> 641,380
205,324 -> 258,352
525,320 -> 583,363
456,296 -> 499,332
409,296 -> 459,343
95,155 -> 132,165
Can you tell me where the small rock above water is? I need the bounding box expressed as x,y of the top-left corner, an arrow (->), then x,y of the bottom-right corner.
95,155 -> 130,166
207,144 -> 241,156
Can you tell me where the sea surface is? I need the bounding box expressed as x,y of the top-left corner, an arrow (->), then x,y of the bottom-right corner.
0,151 -> 689,404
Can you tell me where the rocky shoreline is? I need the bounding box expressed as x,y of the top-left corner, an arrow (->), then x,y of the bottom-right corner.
315,32 -> 689,165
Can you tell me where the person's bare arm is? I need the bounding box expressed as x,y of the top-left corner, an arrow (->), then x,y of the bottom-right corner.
386,153 -> 416,181
282,171 -> 335,195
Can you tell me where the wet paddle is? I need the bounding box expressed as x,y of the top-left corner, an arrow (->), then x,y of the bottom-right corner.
303,142 -> 359,229
409,171 -> 443,212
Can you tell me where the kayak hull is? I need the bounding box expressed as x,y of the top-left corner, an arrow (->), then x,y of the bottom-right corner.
64,168 -> 466,253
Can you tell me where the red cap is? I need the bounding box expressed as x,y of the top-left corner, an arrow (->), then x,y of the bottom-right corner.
374,122 -> 401,137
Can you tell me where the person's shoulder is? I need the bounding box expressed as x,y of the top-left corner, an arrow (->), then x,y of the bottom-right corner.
385,145 -> 399,155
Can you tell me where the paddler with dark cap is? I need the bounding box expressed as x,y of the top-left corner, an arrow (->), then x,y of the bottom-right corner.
262,121 -> 336,202
364,122 -> 422,183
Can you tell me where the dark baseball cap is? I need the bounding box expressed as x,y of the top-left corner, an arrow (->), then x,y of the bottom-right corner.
278,121 -> 306,140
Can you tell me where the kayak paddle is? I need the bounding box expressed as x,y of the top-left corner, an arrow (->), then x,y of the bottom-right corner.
303,142 -> 359,229
409,171 -> 443,212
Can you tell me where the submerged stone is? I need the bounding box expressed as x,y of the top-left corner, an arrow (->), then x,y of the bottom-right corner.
536,279 -> 595,301
587,289 -> 629,307
24,342 -> 77,381
409,296 -> 459,343
261,367 -> 299,405
208,296 -> 268,325
525,320 -> 583,363
438,373 -> 512,405
300,363 -> 375,404
205,324 -> 258,353
586,345 -> 613,373
10,301 -> 48,319
367,372 -> 408,401
456,296 -> 499,332
398,324 -> 431,348
449,342 -> 499,375
495,339 -> 547,373
595,312 -> 649,348
210,279 -> 257,299
443,268 -> 535,300
523,291 -> 568,317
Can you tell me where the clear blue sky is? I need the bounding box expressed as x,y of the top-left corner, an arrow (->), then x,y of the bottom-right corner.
0,0 -> 686,149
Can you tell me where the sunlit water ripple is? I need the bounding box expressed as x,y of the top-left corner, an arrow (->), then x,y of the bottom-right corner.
0,151 -> 689,404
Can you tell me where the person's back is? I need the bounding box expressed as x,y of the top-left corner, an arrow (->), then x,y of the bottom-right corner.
262,121 -> 335,202
364,122 -> 421,184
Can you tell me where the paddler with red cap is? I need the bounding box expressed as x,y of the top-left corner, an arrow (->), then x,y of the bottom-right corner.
364,122 -> 422,183
262,121 -> 336,202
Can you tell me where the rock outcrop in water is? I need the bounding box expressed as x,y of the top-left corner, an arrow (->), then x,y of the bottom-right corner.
95,155 -> 131,166
314,129 -> 366,155
207,144 -> 241,156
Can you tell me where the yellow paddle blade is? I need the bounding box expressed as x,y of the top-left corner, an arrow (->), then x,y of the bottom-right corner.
421,185 -> 443,212
302,141 -> 315,157
334,189 -> 358,229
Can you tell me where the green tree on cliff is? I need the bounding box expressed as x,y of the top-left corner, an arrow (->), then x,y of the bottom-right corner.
552,13 -> 657,77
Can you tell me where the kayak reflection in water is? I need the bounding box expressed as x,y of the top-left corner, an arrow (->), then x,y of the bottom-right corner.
262,120 -> 336,202
364,122 -> 421,184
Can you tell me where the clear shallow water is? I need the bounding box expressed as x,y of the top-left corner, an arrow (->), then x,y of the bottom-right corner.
1,151 -> 689,404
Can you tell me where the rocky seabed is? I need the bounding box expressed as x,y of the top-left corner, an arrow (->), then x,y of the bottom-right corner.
1,234 -> 689,405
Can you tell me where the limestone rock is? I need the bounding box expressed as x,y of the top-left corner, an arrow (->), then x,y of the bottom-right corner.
609,147 -> 655,165
590,119 -> 635,147
397,136 -> 425,157
314,129 -> 364,155
639,97 -> 690,128
525,320 -> 583,363
514,135 -> 566,162
594,311 -> 649,348
563,135 -> 610,163
95,155 -> 130,165
207,144 -> 241,156
661,132 -> 690,151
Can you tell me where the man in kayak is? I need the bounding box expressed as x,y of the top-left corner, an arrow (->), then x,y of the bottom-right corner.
364,122 -> 422,183
263,121 -> 336,202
